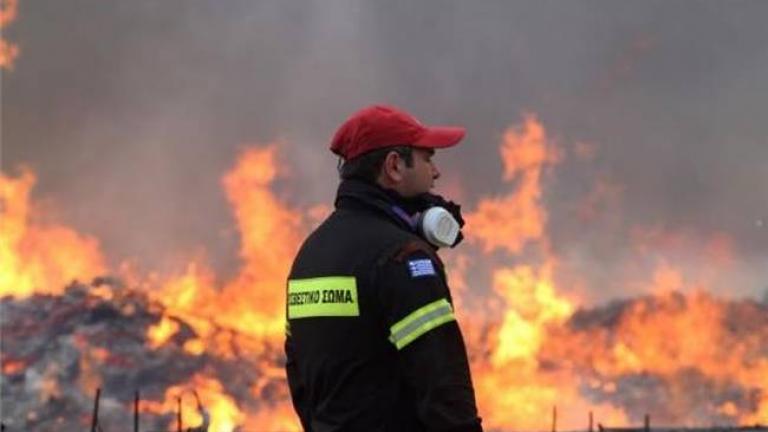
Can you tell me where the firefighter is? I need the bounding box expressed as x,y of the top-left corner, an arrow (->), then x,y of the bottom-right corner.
285,105 -> 483,431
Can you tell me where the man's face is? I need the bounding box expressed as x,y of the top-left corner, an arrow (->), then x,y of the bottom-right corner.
399,148 -> 441,197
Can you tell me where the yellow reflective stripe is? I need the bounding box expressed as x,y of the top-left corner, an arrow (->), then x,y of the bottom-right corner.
389,298 -> 455,350
287,276 -> 359,319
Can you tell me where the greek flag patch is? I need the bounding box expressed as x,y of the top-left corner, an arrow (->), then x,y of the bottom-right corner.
407,259 -> 436,278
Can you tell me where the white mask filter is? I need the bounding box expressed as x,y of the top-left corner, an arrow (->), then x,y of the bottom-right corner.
420,207 -> 460,248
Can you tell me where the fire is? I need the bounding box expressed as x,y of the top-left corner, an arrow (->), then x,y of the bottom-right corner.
461,115 -> 768,429
0,168 -> 107,298
598,291 -> 729,376
462,114 -> 582,429
240,403 -> 303,432
2,148 -> 304,430
465,114 -> 561,254
141,368 -> 302,432
0,0 -> 19,69
489,264 -> 573,366
147,315 -> 181,349
579,287 -> 768,385
147,146 -> 303,344
140,374 -> 244,431
72,334 -> 105,397
139,146 -> 304,428
2,357 -> 27,374
219,145 -> 303,333
3,116 -> 767,429
1,0 -> 765,427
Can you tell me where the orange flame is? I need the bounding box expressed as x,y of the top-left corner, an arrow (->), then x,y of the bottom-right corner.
2,149 -> 305,430
465,114 -> 561,254
147,315 -> 181,349
219,145 -> 304,332
140,374 -> 245,431
4,118 -> 767,429
462,114 -> 582,429
139,146 -> 303,428
461,114 -> 768,429
0,0 -> 20,69
2,357 -> 27,374
72,334 -> 105,397
0,168 -> 107,298
147,146 -> 303,344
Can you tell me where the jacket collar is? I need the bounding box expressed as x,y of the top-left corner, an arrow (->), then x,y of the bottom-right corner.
335,179 -> 419,231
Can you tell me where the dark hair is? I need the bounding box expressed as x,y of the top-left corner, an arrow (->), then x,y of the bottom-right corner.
338,146 -> 414,182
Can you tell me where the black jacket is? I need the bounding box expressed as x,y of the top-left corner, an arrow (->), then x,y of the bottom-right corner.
285,179 -> 482,432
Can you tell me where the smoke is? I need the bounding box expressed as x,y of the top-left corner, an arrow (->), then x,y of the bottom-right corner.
2,0 -> 768,298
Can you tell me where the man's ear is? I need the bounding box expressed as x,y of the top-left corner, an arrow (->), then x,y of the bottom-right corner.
382,151 -> 405,183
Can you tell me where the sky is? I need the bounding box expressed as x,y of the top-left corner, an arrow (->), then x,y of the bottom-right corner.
2,0 -> 767,300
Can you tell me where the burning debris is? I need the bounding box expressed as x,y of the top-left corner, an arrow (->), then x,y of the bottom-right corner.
549,292 -> 768,426
2,280 -> 766,431
0,278 -> 290,431
0,150 -> 306,431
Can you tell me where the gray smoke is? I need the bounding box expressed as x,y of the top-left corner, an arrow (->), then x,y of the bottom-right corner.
2,0 -> 767,298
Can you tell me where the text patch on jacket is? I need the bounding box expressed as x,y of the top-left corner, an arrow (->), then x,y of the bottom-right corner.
287,276 -> 359,319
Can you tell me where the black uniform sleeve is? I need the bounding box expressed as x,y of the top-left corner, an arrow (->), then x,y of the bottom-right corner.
285,334 -> 313,432
376,247 -> 483,432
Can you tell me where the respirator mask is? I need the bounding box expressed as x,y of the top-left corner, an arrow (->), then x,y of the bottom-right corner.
417,206 -> 462,248
405,192 -> 465,249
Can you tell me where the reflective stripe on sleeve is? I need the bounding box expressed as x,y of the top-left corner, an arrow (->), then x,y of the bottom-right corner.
287,276 -> 359,319
389,298 -> 455,350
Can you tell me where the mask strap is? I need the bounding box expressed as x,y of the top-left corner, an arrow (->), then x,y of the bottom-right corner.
390,205 -> 419,231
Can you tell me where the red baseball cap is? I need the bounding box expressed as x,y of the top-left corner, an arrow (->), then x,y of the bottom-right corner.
330,105 -> 465,160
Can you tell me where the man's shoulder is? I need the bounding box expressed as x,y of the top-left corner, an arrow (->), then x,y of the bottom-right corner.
317,207 -> 417,244
293,208 -> 421,268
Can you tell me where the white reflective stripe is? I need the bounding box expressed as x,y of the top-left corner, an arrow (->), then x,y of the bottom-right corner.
389,298 -> 455,350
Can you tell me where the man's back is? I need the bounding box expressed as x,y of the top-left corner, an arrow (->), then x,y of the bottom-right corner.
287,198 -> 416,430
285,179 -> 482,432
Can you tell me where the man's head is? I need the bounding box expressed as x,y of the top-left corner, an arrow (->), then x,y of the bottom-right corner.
331,105 -> 464,198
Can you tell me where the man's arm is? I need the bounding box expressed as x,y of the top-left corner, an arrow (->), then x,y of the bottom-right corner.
377,248 -> 483,432
285,332 -> 313,432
